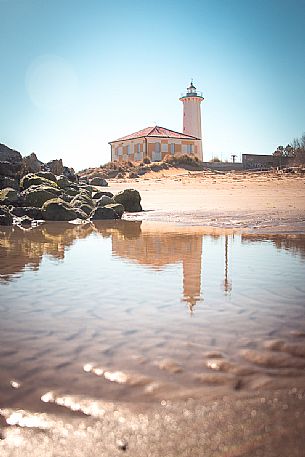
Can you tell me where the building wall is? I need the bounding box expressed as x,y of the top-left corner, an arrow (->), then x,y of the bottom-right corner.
242,154 -> 289,169
111,137 -> 201,162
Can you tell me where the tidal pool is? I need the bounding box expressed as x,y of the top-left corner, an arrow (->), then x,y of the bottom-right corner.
0,221 -> 305,456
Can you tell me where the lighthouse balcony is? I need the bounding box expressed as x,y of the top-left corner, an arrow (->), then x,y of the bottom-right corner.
180,91 -> 203,98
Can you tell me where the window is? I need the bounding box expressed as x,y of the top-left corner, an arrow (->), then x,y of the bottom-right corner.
187,144 -> 193,153
137,143 -> 141,153
183,144 -> 194,154
127,144 -> 132,155
161,143 -> 168,153
152,142 -> 161,161
118,147 -> 123,156
170,143 -> 175,154
135,151 -> 142,161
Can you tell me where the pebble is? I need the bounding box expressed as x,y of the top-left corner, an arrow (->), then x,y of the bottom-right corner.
116,438 -> 128,451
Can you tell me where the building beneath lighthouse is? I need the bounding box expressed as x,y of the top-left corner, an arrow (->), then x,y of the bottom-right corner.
109,81 -> 204,162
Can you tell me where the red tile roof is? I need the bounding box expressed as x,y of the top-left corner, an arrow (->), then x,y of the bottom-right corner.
109,126 -> 199,143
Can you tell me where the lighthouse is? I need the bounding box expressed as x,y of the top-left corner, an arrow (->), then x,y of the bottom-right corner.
179,81 -> 204,160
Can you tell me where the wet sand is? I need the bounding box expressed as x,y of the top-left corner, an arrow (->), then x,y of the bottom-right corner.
1,388 -> 305,457
106,169 -> 305,232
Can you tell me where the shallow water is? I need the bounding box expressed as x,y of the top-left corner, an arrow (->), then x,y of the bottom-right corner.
0,221 -> 305,455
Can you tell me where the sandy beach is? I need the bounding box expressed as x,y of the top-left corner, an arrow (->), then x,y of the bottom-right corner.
106,169 -> 305,233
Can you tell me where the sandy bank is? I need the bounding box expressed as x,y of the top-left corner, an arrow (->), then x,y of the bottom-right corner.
105,169 -> 305,233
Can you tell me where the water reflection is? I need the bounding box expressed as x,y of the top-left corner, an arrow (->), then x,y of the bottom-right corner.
1,221 -> 305,413
223,235 -> 232,295
106,224 -> 203,311
1,222 -> 305,310
241,233 -> 305,258
0,223 -> 93,281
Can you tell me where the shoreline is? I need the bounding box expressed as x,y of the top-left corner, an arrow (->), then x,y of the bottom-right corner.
122,210 -> 305,234
103,169 -> 305,234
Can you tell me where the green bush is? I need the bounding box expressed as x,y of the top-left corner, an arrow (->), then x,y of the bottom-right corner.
163,153 -> 199,166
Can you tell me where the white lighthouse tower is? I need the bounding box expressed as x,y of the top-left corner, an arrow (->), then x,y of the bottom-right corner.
179,81 -> 204,160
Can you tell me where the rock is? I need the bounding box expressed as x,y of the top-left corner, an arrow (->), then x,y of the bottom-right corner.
104,203 -> 124,218
92,190 -> 113,199
0,176 -> 19,190
0,205 -> 13,225
78,204 -> 93,216
42,198 -> 79,221
21,185 -> 60,207
71,192 -> 93,206
63,166 -> 77,182
57,175 -> 71,189
14,215 -> 33,226
70,196 -> 87,207
0,143 -> 22,164
96,195 -> 114,207
79,184 -> 95,194
64,187 -> 79,197
90,206 -> 119,220
114,189 -> 142,212
10,206 -> 43,219
20,173 -> 59,190
70,193 -> 94,214
21,152 -> 42,174
116,439 -> 128,452
79,188 -> 92,198
0,161 -> 21,178
0,188 -> 21,206
137,167 -> 147,176
59,193 -> 73,203
73,208 -> 90,220
70,197 -> 87,208
46,159 -> 63,176
89,177 -> 108,187
36,171 -> 57,182
128,171 -> 139,178
106,170 -> 119,178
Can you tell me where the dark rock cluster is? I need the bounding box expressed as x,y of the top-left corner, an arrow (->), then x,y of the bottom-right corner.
0,143 -> 142,226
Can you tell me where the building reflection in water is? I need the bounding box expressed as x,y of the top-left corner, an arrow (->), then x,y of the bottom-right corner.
106,223 -> 237,312
0,221 -> 236,313
107,224 -> 204,312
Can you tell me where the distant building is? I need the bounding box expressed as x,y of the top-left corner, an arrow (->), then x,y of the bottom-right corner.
109,82 -> 204,162
242,153 -> 289,170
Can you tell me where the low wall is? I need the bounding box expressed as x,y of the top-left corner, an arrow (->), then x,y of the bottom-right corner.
203,162 -> 243,171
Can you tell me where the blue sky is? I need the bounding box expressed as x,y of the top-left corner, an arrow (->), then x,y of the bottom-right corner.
1,0 -> 305,170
